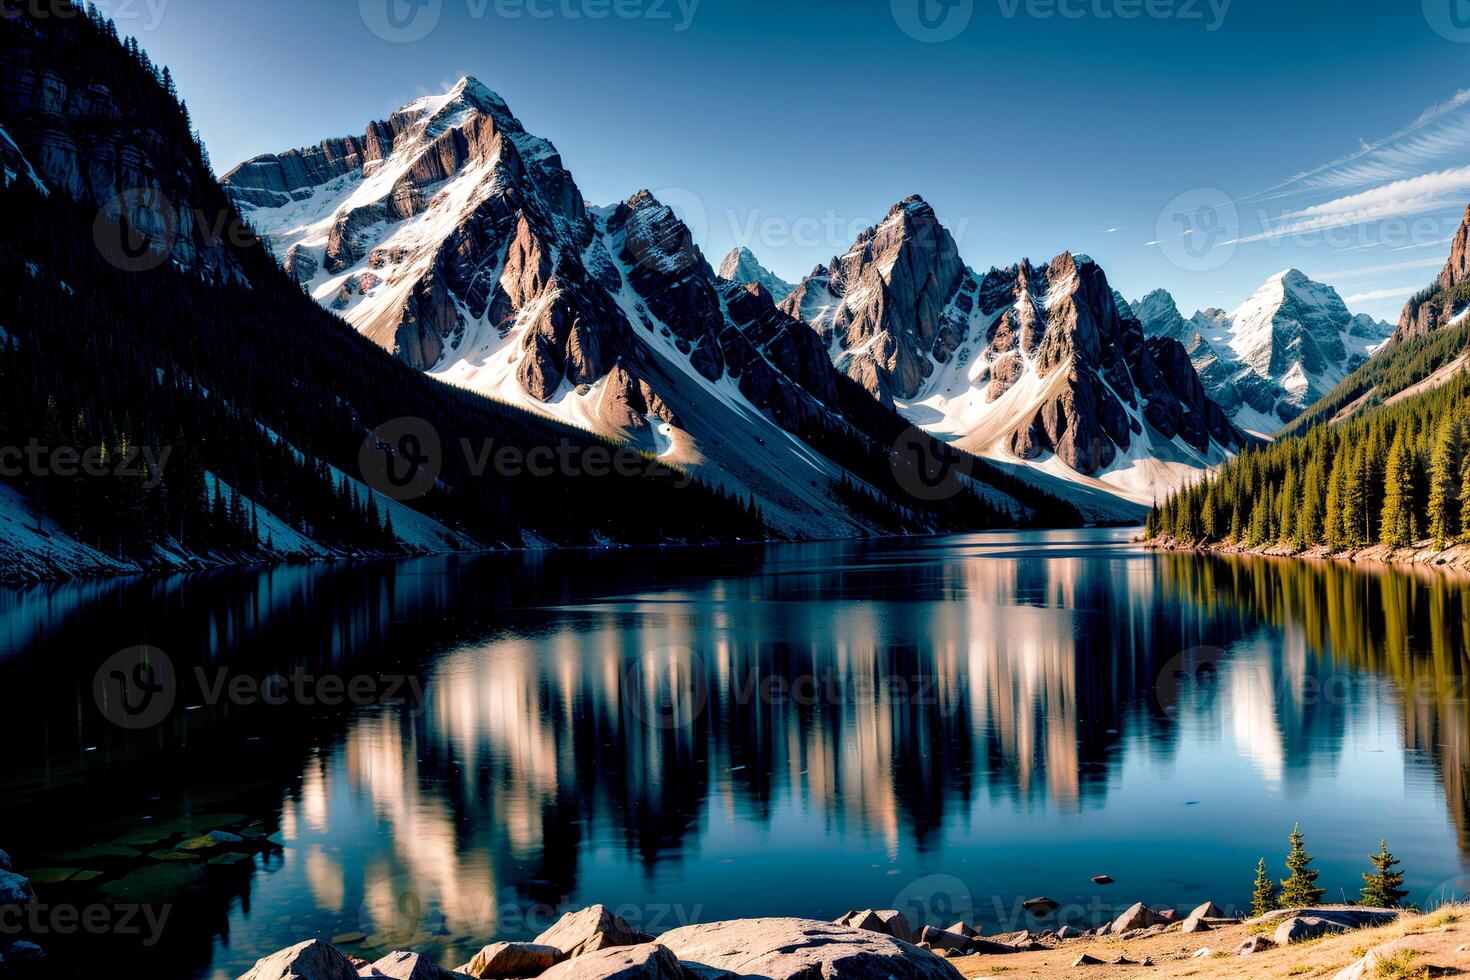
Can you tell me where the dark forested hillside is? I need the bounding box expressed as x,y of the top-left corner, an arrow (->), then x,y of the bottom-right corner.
0,2 -> 773,574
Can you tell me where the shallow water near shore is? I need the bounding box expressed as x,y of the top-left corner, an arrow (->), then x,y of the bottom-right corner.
4,528 -> 1470,978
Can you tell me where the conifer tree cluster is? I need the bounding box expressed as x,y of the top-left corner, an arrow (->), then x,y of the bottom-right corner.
1149,371 -> 1470,553
1248,828 -> 1412,914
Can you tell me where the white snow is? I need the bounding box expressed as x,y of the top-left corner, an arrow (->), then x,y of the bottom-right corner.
0,125 -> 49,196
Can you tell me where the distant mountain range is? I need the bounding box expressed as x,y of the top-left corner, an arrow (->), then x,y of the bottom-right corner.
1125,271 -> 1394,437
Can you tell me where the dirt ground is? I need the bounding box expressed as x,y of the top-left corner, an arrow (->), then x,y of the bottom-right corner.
946,905 -> 1470,979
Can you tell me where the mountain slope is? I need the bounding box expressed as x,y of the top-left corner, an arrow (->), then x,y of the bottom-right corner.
0,5 -> 772,580
780,198 -> 1247,511
1151,203 -> 1470,555
1131,272 -> 1393,436
1279,206 -> 1470,437
1393,203 -> 1470,344
224,81 -> 1078,535
717,247 -> 793,303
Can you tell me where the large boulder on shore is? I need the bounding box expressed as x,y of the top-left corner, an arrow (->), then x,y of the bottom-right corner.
360,950 -> 462,980
458,942 -> 565,978
834,909 -> 914,943
1110,902 -> 1166,934
535,906 -> 654,958
656,918 -> 963,979
237,939 -> 359,980
535,943 -> 683,980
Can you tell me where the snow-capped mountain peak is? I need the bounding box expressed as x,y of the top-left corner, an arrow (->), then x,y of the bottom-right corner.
1131,269 -> 1393,436
717,246 -> 794,303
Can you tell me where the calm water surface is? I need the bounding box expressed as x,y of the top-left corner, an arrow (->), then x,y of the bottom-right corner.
4,529 -> 1470,978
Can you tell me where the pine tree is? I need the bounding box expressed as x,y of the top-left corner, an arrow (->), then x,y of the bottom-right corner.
1324,453 -> 1346,551
1359,840 -> 1408,909
1428,416 -> 1461,548
1381,429 -> 1417,548
1279,824 -> 1325,908
1251,857 -> 1279,916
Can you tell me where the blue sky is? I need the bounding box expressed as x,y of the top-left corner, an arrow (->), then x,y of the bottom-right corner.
111,0 -> 1470,322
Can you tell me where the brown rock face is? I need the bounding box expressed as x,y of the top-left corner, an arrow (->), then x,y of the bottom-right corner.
1392,203 -> 1470,343
780,196 -> 964,400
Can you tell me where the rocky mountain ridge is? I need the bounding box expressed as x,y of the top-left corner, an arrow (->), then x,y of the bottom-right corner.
1393,204 -> 1470,343
1130,271 -> 1393,436
778,201 -> 1248,508
225,79 -> 1075,535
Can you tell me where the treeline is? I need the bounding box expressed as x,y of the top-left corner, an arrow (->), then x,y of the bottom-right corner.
1283,287 -> 1470,438
1150,368 -> 1470,552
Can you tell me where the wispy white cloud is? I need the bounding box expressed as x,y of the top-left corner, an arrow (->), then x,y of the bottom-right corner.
1344,285 -> 1420,303
1319,257 -> 1446,280
1230,165 -> 1470,244
1268,89 -> 1470,195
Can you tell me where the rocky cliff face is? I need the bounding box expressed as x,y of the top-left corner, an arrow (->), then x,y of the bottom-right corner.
1131,273 -> 1393,436
1393,204 -> 1470,343
0,13 -> 241,279
782,209 -> 1247,504
781,197 -> 966,403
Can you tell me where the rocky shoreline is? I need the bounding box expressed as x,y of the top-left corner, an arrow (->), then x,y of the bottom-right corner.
1145,534 -> 1470,573
232,900 -> 1421,980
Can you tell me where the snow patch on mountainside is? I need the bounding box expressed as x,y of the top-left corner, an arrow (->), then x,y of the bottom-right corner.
0,125 -> 48,196
0,481 -> 130,583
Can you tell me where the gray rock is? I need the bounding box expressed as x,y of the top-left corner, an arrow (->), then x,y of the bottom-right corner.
944,921 -> 978,938
1091,875 -> 1113,885
457,942 -> 565,979
360,951 -> 462,980
835,909 -> 913,944
237,939 -> 359,980
1109,902 -> 1166,934
916,925 -> 970,953
0,870 -> 35,906
1056,926 -> 1085,940
1180,916 -> 1211,934
1189,901 -> 1224,920
657,918 -> 963,979
1274,916 -> 1351,945
1255,907 -> 1398,930
534,906 -> 653,958
536,944 -> 682,980
1072,953 -> 1104,966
